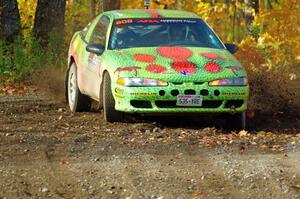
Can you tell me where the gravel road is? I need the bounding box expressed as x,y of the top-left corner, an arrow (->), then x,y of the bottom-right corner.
0,94 -> 299,199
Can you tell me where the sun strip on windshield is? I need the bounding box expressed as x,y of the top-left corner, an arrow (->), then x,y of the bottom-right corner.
114,18 -> 198,26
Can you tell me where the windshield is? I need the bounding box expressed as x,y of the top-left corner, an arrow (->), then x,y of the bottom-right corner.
109,18 -> 225,50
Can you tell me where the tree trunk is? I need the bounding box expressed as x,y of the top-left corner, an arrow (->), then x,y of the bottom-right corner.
103,0 -> 120,12
33,0 -> 67,42
252,0 -> 259,13
232,0 -> 237,41
90,0 -> 96,19
265,0 -> 273,9
244,0 -> 259,34
0,0 -> 21,40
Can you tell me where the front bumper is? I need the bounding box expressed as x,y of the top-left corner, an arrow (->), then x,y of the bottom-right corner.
113,82 -> 249,113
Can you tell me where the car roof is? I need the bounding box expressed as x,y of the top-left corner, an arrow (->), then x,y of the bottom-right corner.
104,9 -> 199,20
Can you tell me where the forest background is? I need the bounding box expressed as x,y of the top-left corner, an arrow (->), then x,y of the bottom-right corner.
0,0 -> 299,112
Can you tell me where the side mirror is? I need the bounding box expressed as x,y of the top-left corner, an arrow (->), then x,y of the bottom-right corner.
225,43 -> 238,54
86,44 -> 105,55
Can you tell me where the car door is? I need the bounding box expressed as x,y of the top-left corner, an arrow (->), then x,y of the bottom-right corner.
75,18 -> 98,96
80,15 -> 110,100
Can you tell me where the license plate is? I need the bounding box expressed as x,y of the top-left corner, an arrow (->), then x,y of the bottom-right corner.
176,95 -> 203,107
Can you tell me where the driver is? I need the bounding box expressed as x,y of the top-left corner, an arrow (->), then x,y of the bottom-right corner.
113,27 -> 136,49
169,25 -> 188,42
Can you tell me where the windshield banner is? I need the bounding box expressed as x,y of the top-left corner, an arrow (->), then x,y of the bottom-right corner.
115,19 -> 198,26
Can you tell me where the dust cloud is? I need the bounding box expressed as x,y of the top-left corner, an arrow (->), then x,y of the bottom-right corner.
32,67 -> 66,103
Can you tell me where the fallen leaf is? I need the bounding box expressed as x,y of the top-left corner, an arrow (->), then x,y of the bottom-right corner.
266,132 -> 273,136
240,145 -> 245,154
7,89 -> 16,94
292,185 -> 300,191
257,131 -> 266,137
260,144 -> 268,149
272,145 -> 282,151
60,160 -> 70,165
289,73 -> 297,80
192,191 -> 204,197
239,130 -> 248,136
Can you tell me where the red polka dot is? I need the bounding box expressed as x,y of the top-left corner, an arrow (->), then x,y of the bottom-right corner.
157,47 -> 193,61
204,62 -> 222,73
201,53 -> 224,60
146,64 -> 166,73
134,54 -> 156,62
172,61 -> 196,75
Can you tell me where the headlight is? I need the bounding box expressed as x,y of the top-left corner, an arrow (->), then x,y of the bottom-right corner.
209,77 -> 248,86
117,77 -> 168,87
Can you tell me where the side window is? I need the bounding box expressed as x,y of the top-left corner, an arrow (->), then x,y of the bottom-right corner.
89,16 -> 110,46
80,22 -> 92,41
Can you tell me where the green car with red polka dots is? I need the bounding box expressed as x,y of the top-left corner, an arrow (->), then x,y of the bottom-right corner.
66,9 -> 249,129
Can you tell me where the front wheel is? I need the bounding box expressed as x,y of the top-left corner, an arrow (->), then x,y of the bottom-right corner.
67,63 -> 91,112
103,72 -> 124,122
226,112 -> 246,130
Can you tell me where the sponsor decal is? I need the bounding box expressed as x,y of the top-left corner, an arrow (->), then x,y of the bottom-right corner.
115,19 -> 133,25
159,19 -> 197,23
137,19 -> 160,23
172,61 -> 196,76
116,18 -> 198,25
88,53 -> 98,66
222,92 -> 246,96
130,92 -> 157,96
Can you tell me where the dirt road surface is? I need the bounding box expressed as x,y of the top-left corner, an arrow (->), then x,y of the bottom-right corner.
0,93 -> 300,199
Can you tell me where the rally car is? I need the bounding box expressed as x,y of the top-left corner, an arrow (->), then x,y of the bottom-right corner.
65,9 -> 249,129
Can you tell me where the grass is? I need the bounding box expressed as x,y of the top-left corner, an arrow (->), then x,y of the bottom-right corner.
0,33 -> 66,83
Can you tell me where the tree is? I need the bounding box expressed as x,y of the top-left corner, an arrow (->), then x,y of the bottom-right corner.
90,0 -> 96,18
0,0 -> 21,40
102,0 -> 120,11
244,0 -> 259,32
33,0 -> 67,42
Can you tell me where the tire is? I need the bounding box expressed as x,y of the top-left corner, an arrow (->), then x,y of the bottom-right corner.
226,112 -> 246,130
97,83 -> 103,110
67,62 -> 91,112
103,72 -> 124,122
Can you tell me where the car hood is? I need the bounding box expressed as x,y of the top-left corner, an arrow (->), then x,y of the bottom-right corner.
103,46 -> 246,83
